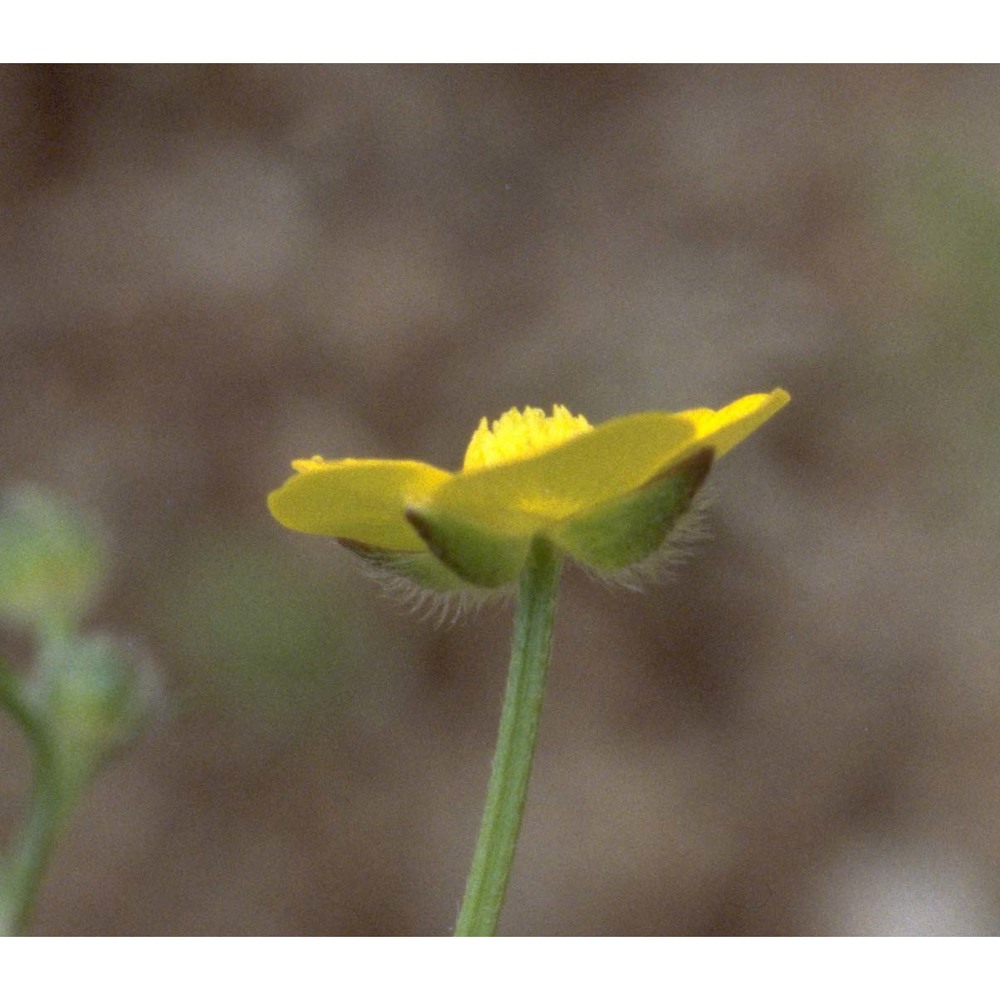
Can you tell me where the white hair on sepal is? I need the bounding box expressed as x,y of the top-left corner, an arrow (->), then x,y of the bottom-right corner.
331,484 -> 711,624
583,486 -> 714,593
345,545 -> 516,628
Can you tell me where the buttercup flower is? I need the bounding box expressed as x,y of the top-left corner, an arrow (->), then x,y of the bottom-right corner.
268,387 -> 790,934
267,389 -> 790,591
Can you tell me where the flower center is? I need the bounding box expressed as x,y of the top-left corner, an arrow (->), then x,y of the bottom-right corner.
462,405 -> 593,471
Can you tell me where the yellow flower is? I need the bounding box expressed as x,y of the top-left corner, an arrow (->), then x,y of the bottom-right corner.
268,389 -> 790,590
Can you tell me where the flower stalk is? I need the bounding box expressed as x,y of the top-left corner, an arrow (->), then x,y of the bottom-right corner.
454,537 -> 562,936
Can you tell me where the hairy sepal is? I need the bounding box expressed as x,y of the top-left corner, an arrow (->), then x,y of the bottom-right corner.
550,448 -> 713,573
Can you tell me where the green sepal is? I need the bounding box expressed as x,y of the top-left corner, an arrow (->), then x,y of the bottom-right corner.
403,507 -> 531,588
550,448 -> 713,572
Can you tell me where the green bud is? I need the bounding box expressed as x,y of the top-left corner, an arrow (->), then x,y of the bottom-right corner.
551,448 -> 713,572
0,486 -> 106,636
34,632 -> 161,792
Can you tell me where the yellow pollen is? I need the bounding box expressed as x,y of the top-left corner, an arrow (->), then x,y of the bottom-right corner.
462,405 -> 593,471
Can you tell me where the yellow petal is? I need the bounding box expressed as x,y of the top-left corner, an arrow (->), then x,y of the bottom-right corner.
675,388 -> 791,458
267,459 -> 451,551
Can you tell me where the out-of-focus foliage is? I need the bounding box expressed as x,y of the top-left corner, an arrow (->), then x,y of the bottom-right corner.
154,530 -> 366,732
0,485 -> 161,934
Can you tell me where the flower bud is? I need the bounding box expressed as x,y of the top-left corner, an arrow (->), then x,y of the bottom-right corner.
35,632 -> 162,791
0,486 -> 106,636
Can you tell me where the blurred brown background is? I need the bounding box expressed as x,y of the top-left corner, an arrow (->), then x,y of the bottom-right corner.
1,64 -> 998,935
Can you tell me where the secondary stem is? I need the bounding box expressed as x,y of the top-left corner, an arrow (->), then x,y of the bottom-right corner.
0,669 -> 65,936
454,536 -> 562,936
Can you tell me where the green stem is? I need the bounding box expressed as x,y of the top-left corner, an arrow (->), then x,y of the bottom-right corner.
0,667 -> 64,936
454,537 -> 562,936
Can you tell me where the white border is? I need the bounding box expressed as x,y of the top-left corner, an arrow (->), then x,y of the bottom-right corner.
3,1 -> 992,62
